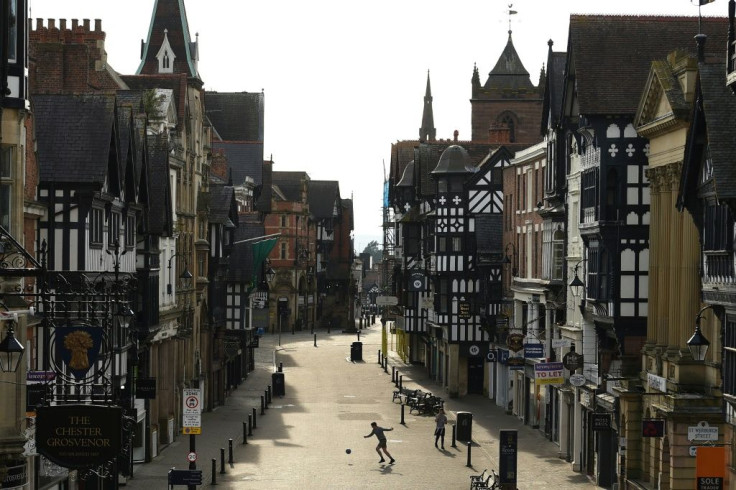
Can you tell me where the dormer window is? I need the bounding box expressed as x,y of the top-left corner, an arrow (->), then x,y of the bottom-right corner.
156,29 -> 176,73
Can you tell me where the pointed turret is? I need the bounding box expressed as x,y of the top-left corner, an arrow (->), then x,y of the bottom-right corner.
419,70 -> 436,142
484,31 -> 534,91
137,0 -> 200,80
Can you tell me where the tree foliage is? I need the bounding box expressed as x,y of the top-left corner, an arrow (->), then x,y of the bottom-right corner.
362,240 -> 382,264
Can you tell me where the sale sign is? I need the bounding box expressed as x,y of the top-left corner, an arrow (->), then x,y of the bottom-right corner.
534,362 -> 564,385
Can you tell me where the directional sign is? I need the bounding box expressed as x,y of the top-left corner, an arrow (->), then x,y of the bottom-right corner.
168,469 -> 203,486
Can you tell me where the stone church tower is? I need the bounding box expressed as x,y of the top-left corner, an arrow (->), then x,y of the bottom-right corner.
471,30 -> 543,146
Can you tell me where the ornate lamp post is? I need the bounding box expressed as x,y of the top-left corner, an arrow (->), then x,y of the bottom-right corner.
0,319 -> 24,373
687,305 -> 712,362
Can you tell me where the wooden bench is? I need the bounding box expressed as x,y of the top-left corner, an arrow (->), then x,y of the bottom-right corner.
392,387 -> 417,403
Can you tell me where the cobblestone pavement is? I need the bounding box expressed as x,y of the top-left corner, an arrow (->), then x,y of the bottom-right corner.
125,323 -> 600,489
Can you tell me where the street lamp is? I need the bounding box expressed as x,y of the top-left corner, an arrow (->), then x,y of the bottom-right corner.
0,320 -> 24,373
687,305 -> 712,361
167,252 -> 193,294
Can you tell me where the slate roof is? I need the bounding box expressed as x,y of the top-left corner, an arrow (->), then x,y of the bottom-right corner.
567,15 -> 728,116
308,181 -> 340,219
213,141 -> 264,186
206,92 -> 264,142
137,0 -> 200,79
541,43 -> 567,134
485,32 -> 535,91
415,141 -> 501,198
698,62 -> 736,200
208,184 -> 236,225
272,171 -> 309,202
146,132 -> 172,235
34,94 -> 116,185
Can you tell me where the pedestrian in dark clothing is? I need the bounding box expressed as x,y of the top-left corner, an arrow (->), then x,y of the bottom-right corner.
364,422 -> 395,464
434,408 -> 448,449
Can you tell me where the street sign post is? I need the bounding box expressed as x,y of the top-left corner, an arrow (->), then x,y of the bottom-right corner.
182,388 -> 201,434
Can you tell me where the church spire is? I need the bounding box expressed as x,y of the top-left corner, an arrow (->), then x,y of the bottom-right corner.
419,70 -> 436,142
137,0 -> 200,80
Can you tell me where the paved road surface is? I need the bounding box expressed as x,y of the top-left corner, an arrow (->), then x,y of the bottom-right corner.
125,324 -> 599,489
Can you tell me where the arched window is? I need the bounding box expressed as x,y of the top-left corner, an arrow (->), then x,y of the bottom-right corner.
498,113 -> 516,142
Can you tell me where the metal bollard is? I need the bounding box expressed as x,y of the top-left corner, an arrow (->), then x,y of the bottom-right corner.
265,390 -> 269,409
451,425 -> 457,448
466,441 -> 472,467
399,375 -> 403,391
248,414 -> 253,435
252,408 -> 257,429
314,333 -> 317,347
394,371 -> 399,387
268,385 -> 272,404
220,447 -> 226,474
279,362 -> 283,372
378,350 -> 382,364
400,404 -> 405,425
261,395 -> 265,415
357,330 -> 360,341
228,438 -> 234,465
383,358 -> 388,373
392,366 -> 396,383
242,421 -> 247,444
211,458 -> 217,485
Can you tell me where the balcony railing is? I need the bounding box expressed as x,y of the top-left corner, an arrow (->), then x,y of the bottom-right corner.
704,252 -> 736,285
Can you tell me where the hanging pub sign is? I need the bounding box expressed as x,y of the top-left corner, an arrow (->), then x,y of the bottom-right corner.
507,333 -> 524,352
407,271 -> 425,292
55,325 -> 104,380
563,350 -> 583,373
507,356 -> 525,370
36,405 -> 122,469
135,378 -> 157,399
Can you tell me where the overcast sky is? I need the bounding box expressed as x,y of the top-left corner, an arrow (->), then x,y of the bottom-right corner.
30,0 -> 727,252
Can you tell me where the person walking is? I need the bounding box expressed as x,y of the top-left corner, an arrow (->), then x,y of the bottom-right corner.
364,422 -> 396,464
434,408 -> 448,449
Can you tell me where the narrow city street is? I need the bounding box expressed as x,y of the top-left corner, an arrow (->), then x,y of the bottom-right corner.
126,323 -> 598,489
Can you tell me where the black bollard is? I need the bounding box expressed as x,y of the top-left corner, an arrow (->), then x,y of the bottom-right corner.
394,371 -> 399,388
265,390 -> 269,409
466,441 -> 472,467
357,330 -> 360,341
279,362 -> 283,372
392,366 -> 396,383
314,333 -> 317,347
399,375 -> 403,390
252,408 -> 257,429
228,439 -> 234,465
260,395 -> 265,415
451,425 -> 457,448
211,458 -> 217,485
400,404 -> 405,425
242,422 -> 247,445
383,358 -> 388,373
268,385 -> 272,404
248,414 -> 253,435
220,447 -> 226,474
378,350 -> 382,364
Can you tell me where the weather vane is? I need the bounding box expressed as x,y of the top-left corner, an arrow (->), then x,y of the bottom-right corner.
507,4 -> 518,35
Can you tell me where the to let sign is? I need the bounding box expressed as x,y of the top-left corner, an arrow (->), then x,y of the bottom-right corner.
534,362 -> 564,385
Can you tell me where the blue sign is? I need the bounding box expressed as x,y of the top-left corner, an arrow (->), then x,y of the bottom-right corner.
498,349 -> 509,364
524,343 -> 544,358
